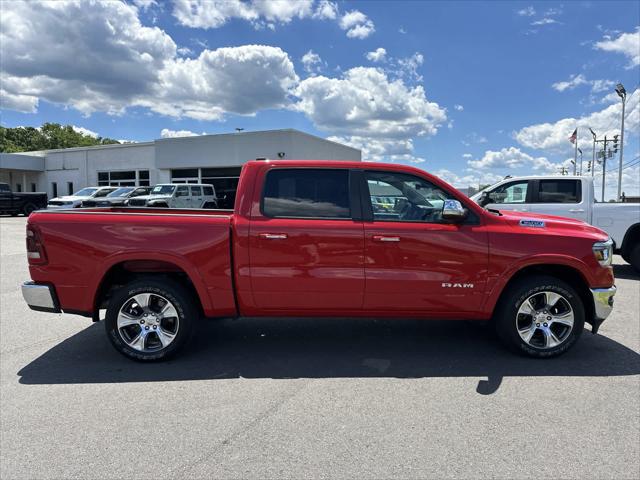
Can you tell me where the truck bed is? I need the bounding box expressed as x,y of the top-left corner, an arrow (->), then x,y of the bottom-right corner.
27,207 -> 237,317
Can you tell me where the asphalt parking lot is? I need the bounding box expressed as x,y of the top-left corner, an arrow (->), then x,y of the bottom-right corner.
0,215 -> 638,479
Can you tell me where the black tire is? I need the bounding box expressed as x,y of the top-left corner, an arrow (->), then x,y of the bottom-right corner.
105,278 -> 197,361
629,244 -> 640,273
494,275 -> 585,358
22,203 -> 37,216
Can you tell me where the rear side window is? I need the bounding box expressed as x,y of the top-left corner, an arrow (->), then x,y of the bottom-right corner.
190,186 -> 202,196
537,180 -> 581,203
262,169 -> 351,219
176,186 -> 189,197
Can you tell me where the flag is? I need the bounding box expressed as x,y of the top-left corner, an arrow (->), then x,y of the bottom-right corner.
568,128 -> 577,144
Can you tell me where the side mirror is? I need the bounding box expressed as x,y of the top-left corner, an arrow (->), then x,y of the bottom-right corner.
442,199 -> 467,221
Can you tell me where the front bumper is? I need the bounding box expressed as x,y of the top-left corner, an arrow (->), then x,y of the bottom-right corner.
589,286 -> 616,333
21,281 -> 61,313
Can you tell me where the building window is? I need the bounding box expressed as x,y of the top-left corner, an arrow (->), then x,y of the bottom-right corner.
16,183 -> 22,192
170,168 -> 199,184
31,183 -> 37,192
98,170 -> 149,186
67,182 -> 74,195
52,182 -> 58,198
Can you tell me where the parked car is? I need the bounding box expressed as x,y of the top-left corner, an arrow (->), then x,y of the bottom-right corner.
126,183 -> 218,208
81,186 -> 152,207
47,186 -> 118,209
22,160 -> 616,362
470,176 -> 640,271
0,182 -> 47,216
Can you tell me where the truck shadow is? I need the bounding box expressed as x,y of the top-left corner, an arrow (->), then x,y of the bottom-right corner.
18,317 -> 640,395
613,263 -> 639,280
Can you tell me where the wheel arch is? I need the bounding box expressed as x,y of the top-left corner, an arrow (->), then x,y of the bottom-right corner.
489,263 -> 594,327
620,223 -> 640,257
93,256 -> 210,320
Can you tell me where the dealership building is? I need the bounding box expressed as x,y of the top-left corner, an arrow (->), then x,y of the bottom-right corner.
0,129 -> 361,207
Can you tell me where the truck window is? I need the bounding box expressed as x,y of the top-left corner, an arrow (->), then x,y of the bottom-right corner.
537,180 -> 581,203
176,186 -> 189,197
488,181 -> 528,204
262,169 -> 351,219
0,183 -> 10,193
190,186 -> 202,196
365,171 -> 450,223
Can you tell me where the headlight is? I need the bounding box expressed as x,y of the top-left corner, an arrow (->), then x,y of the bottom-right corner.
593,238 -> 613,267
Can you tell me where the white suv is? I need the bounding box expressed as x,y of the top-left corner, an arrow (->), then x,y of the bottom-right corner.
47,186 -> 118,209
126,184 -> 218,209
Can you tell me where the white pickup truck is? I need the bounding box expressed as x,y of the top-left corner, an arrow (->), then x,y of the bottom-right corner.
125,183 -> 218,209
470,176 -> 640,271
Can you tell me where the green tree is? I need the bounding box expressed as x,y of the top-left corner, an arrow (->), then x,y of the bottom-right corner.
0,123 -> 120,152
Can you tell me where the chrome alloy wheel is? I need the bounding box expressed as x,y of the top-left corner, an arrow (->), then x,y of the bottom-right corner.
117,293 -> 179,352
516,291 -> 574,349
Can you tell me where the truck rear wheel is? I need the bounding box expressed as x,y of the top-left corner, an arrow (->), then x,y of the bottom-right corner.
105,278 -> 196,361
22,203 -> 37,216
494,275 -> 584,358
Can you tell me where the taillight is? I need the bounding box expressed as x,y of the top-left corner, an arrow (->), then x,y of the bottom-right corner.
26,224 -> 47,265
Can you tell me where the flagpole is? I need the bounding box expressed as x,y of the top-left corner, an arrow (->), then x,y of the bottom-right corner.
574,129 -> 578,175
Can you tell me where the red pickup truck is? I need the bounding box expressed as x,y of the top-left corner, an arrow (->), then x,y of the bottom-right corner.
22,160 -> 616,361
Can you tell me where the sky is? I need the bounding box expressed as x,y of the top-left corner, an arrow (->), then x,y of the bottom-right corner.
1,0 -> 638,198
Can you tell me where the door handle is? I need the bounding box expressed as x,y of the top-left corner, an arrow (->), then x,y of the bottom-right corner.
569,209 -> 585,213
373,235 -> 400,242
260,233 -> 288,240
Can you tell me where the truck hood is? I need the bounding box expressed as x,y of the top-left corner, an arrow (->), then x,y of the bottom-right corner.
130,194 -> 171,201
49,195 -> 87,202
496,210 -> 609,241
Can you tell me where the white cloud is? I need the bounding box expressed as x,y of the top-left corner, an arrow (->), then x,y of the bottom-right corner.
515,88 -> 639,153
339,10 -> 375,39
552,74 -> 588,92
295,67 -> 446,139
0,0 -> 176,115
432,168 -> 504,189
151,45 -> 299,120
296,67 -> 445,164
133,0 -> 157,10
462,153 -> 472,159
467,147 -> 572,176
590,79 -> 616,93
366,48 -> 387,63
0,88 -> 38,113
516,6 -> 536,17
171,0 -> 315,29
160,128 -> 203,138
301,50 -> 324,75
461,132 -> 488,146
594,28 -> 640,68
396,53 -> 424,82
72,126 -> 99,138
454,104 -> 464,111
531,18 -> 559,26
312,0 -> 338,20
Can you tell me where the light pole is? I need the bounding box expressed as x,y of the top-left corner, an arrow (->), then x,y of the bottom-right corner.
615,83 -> 626,201
589,128 -> 597,177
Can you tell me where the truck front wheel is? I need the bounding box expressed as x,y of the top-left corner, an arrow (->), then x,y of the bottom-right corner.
495,275 -> 585,358
105,278 -> 196,361
629,244 -> 640,273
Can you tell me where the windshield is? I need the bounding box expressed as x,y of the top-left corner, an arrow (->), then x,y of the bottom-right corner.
151,185 -> 176,195
107,187 -> 134,197
73,187 -> 98,197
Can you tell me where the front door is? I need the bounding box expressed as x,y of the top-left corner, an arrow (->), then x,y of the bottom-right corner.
483,179 -> 532,213
174,185 -> 190,208
249,167 -> 365,312
361,170 -> 489,316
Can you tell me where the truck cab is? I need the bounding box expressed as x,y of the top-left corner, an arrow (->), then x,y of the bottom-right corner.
0,182 -> 48,216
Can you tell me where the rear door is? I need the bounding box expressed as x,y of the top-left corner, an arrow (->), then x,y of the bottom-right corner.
190,185 -> 204,208
528,179 -> 588,222
248,167 -> 365,312
174,185 -> 190,208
